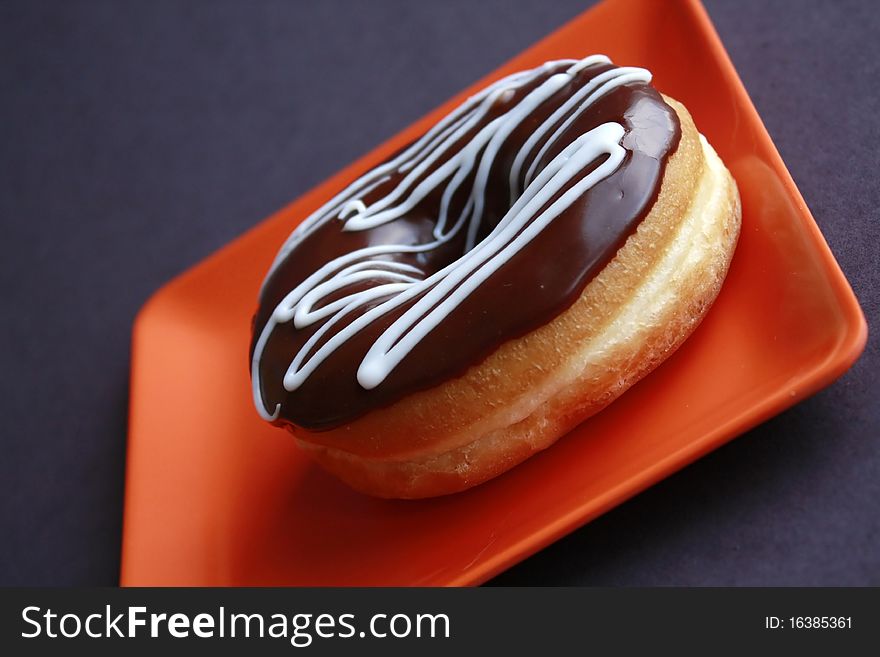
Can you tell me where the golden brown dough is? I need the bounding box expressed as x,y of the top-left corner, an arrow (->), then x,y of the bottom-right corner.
292,98 -> 741,498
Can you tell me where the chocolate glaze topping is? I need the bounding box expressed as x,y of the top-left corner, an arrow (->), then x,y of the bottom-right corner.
251,57 -> 681,430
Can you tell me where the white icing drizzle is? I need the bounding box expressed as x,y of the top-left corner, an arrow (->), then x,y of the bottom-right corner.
252,56 -> 651,421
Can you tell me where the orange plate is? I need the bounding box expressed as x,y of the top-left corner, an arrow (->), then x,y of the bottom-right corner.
120,0 -> 866,586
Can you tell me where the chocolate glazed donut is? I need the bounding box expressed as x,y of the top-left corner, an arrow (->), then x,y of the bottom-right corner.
250,56 -> 741,498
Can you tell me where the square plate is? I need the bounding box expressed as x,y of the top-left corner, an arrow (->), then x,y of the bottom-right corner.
120,0 -> 866,585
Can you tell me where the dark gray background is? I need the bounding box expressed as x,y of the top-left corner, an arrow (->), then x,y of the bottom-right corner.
1,0 -> 877,586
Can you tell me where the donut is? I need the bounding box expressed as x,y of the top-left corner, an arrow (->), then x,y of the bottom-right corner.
250,55 -> 741,498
